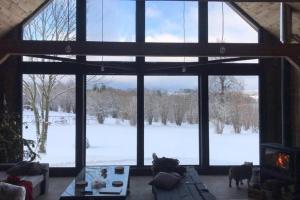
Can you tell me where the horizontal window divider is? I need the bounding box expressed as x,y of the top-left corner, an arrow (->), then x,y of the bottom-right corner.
21,63 -> 261,74
3,41 -> 300,57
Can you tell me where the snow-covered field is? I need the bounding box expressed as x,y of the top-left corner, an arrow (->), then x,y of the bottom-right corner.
23,110 -> 259,167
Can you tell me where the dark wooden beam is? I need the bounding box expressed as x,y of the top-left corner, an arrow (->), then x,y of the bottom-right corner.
1,40 -> 300,57
136,0 -> 145,168
0,54 -> 10,64
286,57 -> 300,70
280,3 -> 292,43
280,2 -> 292,147
198,2 -> 208,63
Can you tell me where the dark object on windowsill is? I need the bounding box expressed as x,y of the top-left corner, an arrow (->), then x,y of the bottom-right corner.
115,166 -> 124,174
151,153 -> 186,176
81,190 -> 92,195
112,180 -> 123,187
75,180 -> 88,187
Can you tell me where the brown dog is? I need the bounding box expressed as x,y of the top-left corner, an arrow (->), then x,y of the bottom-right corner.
229,162 -> 253,188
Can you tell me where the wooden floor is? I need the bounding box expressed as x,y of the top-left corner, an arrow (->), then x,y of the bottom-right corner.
37,175 -> 250,200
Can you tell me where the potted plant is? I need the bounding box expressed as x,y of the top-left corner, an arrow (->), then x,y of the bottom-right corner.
0,98 -> 37,163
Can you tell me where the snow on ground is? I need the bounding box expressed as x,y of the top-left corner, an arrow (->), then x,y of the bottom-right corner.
209,125 -> 259,165
23,110 -> 259,167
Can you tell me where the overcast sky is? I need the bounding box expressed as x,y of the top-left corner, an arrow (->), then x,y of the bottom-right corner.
86,75 -> 258,93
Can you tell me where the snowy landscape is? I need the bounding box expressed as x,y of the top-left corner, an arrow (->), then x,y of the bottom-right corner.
23,110 -> 259,167
22,75 -> 259,167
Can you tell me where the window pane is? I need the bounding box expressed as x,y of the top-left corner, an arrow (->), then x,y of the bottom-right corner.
86,75 -> 137,165
87,56 -> 136,62
23,0 -> 76,41
87,0 -> 135,42
23,75 -> 76,167
146,1 -> 198,43
145,57 -> 198,62
208,2 -> 258,43
208,57 -> 259,64
144,76 -> 199,165
23,55 -> 76,62
209,76 -> 259,165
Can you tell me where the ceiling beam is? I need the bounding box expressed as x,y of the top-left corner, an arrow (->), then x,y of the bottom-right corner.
286,57 -> 300,70
1,40 -> 300,58
0,54 -> 10,65
280,3 -> 293,43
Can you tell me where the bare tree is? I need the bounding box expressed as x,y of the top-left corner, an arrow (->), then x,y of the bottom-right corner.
87,89 -> 110,124
23,0 -> 76,41
144,90 -> 157,125
227,92 -> 243,134
22,0 -> 76,153
23,0 -> 76,62
172,94 -> 187,126
209,76 -> 244,134
186,90 -> 198,124
23,75 -> 70,153
158,94 -> 169,125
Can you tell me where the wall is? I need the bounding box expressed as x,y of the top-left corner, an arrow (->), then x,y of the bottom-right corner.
259,30 -> 283,144
0,27 -> 22,116
290,63 -> 300,147
261,58 -> 282,144
0,57 -> 21,114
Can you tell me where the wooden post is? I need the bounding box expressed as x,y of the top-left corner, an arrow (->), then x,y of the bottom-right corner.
280,2 -> 292,147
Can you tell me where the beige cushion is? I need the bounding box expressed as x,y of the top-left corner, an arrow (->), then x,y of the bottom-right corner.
149,172 -> 181,190
0,182 -> 26,200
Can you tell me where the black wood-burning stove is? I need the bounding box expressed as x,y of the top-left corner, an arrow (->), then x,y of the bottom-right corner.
261,143 -> 300,196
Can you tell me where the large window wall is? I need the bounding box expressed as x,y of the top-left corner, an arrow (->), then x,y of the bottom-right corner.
20,0 -> 262,172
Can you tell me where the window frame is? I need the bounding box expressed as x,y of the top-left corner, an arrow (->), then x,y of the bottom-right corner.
19,0 -> 263,176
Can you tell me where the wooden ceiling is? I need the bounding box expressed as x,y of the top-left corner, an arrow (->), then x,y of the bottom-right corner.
0,0 -> 46,38
237,2 -> 300,41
